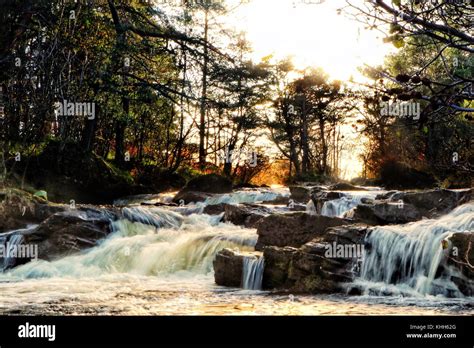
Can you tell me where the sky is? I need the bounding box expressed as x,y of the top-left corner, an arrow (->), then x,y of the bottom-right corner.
222,0 -> 396,179
225,0 -> 394,82
161,0 -> 397,179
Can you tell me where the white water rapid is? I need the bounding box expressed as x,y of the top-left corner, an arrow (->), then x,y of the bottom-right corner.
354,202 -> 473,297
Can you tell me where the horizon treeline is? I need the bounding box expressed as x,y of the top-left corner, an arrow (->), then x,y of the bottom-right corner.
0,0 -> 472,193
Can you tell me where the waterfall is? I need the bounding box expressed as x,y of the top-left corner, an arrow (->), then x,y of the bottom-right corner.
242,256 -> 265,290
1,234 -> 24,271
354,202 -> 474,297
321,191 -> 381,217
306,199 -> 317,215
203,188 -> 289,206
122,207 -> 184,229
3,213 -> 257,279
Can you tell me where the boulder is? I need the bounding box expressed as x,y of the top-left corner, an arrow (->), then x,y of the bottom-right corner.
289,186 -> 312,203
224,204 -> 271,228
390,189 -> 472,218
172,174 -> 233,204
181,174 -> 232,194
310,189 -> 344,214
0,189 -> 67,233
23,207 -> 118,261
445,232 -> 474,296
262,246 -> 299,290
262,195 -> 290,205
203,203 -> 228,215
353,202 -> 422,225
329,183 -> 368,191
354,189 -> 472,224
172,191 -> 213,204
262,225 -> 368,293
213,248 -> 263,288
255,212 -> 350,251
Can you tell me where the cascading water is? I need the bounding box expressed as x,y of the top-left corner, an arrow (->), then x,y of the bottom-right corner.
354,202 -> 474,297
0,233 -> 24,271
203,188 -> 289,206
2,210 -> 257,280
242,256 -> 265,290
320,191 -> 381,217
306,199 -> 317,215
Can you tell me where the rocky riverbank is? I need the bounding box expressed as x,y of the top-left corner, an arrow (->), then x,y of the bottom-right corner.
1,176 -> 473,298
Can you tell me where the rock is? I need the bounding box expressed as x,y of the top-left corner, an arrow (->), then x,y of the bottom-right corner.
172,191 -> 213,204
329,183 -> 368,191
203,203 -> 228,215
310,190 -> 344,214
353,202 -> 422,224
445,232 -> 474,296
23,208 -> 118,261
289,186 -> 312,203
262,246 -> 299,290
213,248 -> 263,288
360,197 -> 374,204
375,191 -> 398,200
0,189 -> 68,233
262,195 -> 290,205
172,174 -> 233,204
354,189 -> 472,225
224,204 -> 271,228
262,225 -> 369,293
181,174 -> 233,194
390,189 -> 472,218
255,212 -> 350,251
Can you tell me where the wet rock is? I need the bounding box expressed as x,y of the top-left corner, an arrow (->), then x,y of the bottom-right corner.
354,189 -> 472,224
262,195 -> 290,205
203,203 -> 228,215
224,204 -> 271,228
329,183 -> 368,191
390,189 -> 472,218
23,208 -> 119,261
255,212 -> 350,251
0,189 -> 67,233
353,202 -> 422,224
289,186 -> 312,203
310,190 -> 344,214
445,232 -> 474,296
262,225 -> 369,293
213,248 -> 263,288
173,174 -> 232,204
181,174 -> 232,194
262,246 -> 299,290
172,191 -> 213,204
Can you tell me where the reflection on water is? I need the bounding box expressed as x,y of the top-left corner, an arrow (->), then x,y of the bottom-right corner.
0,276 -> 472,315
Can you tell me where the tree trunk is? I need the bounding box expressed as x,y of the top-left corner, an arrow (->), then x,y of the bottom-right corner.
199,9 -> 209,169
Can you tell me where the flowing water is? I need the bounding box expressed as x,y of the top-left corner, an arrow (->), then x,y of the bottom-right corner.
320,190 -> 382,217
354,202 -> 474,298
0,188 -> 472,315
242,256 -> 265,290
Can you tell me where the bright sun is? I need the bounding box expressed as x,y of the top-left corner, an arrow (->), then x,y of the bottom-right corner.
227,0 -> 394,82
224,0 -> 395,179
